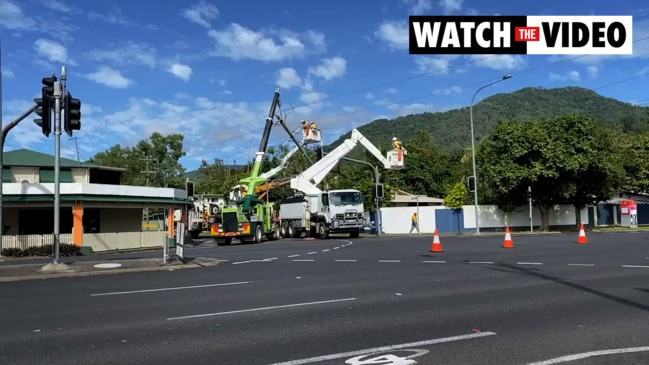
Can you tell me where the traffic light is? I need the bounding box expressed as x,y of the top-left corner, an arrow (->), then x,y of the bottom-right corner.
186,180 -> 195,198
33,74 -> 57,137
468,176 -> 476,192
373,183 -> 384,199
64,91 -> 81,136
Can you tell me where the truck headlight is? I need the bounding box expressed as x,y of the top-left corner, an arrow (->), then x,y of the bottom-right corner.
333,220 -> 339,228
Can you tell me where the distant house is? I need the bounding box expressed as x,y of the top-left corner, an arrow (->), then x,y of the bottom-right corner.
1,149 -> 190,252
390,189 -> 444,207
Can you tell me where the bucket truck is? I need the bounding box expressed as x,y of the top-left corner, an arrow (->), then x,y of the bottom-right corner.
278,128 -> 405,239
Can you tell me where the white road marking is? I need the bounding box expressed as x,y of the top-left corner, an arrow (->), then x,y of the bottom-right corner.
378,260 -> 401,263
232,258 -> 276,265
568,263 -> 595,267
526,346 -> 649,365
335,259 -> 357,262
288,254 -> 300,258
268,331 -> 497,365
469,261 -> 493,264
333,247 -> 340,250
518,262 -> 543,265
307,252 -> 318,255
167,297 -> 357,321
293,259 -> 314,262
90,281 -> 252,297
423,260 -> 446,264
622,265 -> 649,268
322,249 -> 330,252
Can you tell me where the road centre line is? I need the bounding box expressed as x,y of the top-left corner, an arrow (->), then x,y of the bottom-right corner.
335,259 -> 357,262
167,297 -> 356,321
568,263 -> 595,267
293,259 -> 314,262
525,346 -> 649,365
469,261 -> 493,264
333,247 -> 340,249
622,265 -> 649,268
423,260 -> 446,264
90,281 -> 253,297
378,260 -> 401,263
518,262 -> 543,265
307,252 -> 318,255
322,249 -> 330,252
268,331 -> 497,365
287,254 -> 300,258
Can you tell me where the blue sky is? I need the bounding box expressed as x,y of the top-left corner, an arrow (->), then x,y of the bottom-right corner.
0,0 -> 647,171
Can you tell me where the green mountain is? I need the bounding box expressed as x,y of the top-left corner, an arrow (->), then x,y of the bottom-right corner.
325,86 -> 649,154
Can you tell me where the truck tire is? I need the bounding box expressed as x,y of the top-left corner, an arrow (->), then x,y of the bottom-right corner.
217,237 -> 232,246
287,223 -> 295,238
254,225 -> 263,244
350,231 -> 359,238
317,222 -> 329,239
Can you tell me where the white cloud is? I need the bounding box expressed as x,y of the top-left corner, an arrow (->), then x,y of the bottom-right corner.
438,0 -> 463,14
87,7 -> 130,26
300,91 -> 327,105
182,2 -> 220,28
167,63 -> 193,81
307,57 -> 347,81
549,70 -> 581,82
2,69 -> 15,79
86,42 -> 157,68
409,0 -> 433,14
469,55 -> 527,71
375,21 -> 409,50
208,24 -> 326,62
0,0 -> 36,30
43,0 -> 74,13
413,55 -> 459,74
84,66 -> 134,89
586,66 -> 599,78
434,86 -> 462,95
34,39 -> 72,64
276,68 -> 302,89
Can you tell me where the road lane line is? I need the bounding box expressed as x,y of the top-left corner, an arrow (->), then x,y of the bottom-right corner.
333,247 -> 340,250
268,331 -> 497,365
469,261 -> 493,264
322,249 -> 330,252
167,297 -> 357,321
307,252 -> 318,255
423,260 -> 446,264
526,346 -> 649,365
518,262 -> 543,265
622,265 -> 649,268
378,260 -> 401,263
568,263 -> 595,267
287,254 -> 300,258
293,259 -> 314,262
90,281 -> 252,297
335,259 -> 357,262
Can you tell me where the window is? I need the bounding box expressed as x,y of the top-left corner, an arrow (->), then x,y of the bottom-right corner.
328,191 -> 363,206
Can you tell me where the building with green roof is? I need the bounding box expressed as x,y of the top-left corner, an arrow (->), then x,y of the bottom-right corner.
1,149 -> 191,253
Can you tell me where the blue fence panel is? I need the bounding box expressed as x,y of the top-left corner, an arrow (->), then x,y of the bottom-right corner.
596,204 -> 615,225
435,209 -> 467,234
637,204 -> 649,225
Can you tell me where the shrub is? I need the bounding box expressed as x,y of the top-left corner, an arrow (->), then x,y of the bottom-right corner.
1,244 -> 82,258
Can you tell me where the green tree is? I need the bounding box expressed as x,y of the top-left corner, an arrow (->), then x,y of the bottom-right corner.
619,132 -> 649,194
444,182 -> 470,210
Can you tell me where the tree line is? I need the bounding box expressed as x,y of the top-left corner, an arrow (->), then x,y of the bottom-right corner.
87,114 -> 649,231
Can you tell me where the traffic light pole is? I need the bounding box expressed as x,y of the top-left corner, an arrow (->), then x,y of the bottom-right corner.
53,81 -> 62,264
0,106 -> 39,252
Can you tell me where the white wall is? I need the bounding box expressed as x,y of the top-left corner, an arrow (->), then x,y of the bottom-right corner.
380,204 -> 589,234
3,182 -> 187,200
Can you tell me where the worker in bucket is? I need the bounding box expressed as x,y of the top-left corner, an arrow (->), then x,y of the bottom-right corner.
392,137 -> 408,155
302,120 -> 310,136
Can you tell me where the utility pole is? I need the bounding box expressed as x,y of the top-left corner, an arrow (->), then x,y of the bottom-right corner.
528,185 -> 533,232
53,77 -> 63,264
141,155 -> 156,221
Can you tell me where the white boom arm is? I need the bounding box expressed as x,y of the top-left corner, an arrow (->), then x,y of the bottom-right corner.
290,129 -> 404,195
260,145 -> 300,180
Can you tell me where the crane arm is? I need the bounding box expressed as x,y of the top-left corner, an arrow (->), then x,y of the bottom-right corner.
259,145 -> 300,180
289,129 -> 404,195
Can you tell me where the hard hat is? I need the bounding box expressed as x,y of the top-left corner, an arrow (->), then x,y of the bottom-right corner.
392,137 -> 397,141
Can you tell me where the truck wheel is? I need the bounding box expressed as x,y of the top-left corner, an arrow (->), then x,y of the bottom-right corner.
317,222 -> 329,239
217,237 -> 232,246
254,225 -> 263,244
350,231 -> 359,239
287,224 -> 295,238
191,230 -> 201,239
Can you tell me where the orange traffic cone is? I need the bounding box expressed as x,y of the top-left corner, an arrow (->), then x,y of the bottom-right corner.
503,226 -> 514,248
577,223 -> 588,244
430,229 -> 443,252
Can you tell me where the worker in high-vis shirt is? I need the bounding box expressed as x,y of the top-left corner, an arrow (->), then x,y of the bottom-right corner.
392,137 -> 403,151
409,212 -> 419,234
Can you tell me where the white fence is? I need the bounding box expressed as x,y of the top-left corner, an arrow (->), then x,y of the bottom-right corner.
1,231 -> 166,252
380,204 -> 589,234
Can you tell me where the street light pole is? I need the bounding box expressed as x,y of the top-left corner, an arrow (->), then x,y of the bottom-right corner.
470,74 -> 512,234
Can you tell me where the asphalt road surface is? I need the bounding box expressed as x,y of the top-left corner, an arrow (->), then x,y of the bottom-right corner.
2,231 -> 649,364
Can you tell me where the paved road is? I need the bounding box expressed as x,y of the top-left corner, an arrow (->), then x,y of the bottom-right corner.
2,232 -> 649,364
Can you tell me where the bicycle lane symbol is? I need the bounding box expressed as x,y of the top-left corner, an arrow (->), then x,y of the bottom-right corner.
344,349 -> 429,365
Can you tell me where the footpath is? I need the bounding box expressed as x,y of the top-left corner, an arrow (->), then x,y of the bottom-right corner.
0,246 -> 223,283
